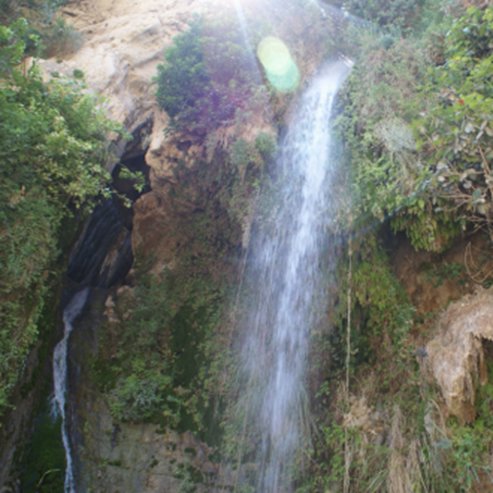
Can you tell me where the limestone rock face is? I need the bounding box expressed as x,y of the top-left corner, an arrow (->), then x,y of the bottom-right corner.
42,0 -> 209,129
426,288 -> 493,423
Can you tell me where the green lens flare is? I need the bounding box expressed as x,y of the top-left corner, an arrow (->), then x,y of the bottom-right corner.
257,36 -> 300,93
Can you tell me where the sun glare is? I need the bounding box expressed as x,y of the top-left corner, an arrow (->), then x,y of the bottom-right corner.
257,36 -> 300,92
205,0 -> 301,93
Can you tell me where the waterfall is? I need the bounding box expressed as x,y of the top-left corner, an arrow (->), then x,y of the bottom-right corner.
236,61 -> 350,492
52,289 -> 89,493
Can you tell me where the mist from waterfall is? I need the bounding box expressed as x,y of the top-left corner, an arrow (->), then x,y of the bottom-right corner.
235,61 -> 350,492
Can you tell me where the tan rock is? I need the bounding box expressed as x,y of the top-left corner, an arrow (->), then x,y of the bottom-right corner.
41,0 -> 209,130
145,110 -> 171,177
426,288 -> 493,423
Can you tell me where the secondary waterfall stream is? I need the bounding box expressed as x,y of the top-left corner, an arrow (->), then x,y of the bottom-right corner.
237,61 -> 350,492
52,289 -> 89,493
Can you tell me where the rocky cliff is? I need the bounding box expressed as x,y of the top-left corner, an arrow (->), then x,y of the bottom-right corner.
27,1 -> 338,491
5,0 -> 493,491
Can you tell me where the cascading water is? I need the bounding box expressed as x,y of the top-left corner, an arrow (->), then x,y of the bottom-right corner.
236,61 -> 351,492
52,288 -> 89,493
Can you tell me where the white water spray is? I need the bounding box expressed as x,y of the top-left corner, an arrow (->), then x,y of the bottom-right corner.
237,61 -> 351,492
52,288 -> 89,493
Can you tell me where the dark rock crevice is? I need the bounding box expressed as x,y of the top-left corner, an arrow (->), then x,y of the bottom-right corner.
68,128 -> 152,290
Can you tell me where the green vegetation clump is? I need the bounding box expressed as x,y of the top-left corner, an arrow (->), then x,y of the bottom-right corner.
0,0 -> 81,59
41,17 -> 82,58
230,134 -> 276,169
156,17 -> 261,136
409,6 -> 493,242
304,238 -> 417,492
351,239 -> 414,353
0,0 -> 63,23
0,19 -> 118,418
94,268 -> 227,433
445,373 -> 493,490
339,4 -> 493,252
338,32 -> 448,249
329,237 -> 415,376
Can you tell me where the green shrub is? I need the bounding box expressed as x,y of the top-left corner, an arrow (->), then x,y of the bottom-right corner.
337,34 -> 435,247
447,423 -> 491,491
353,242 -> 414,347
339,5 -> 493,251
0,19 -> 119,418
441,367 -> 493,490
1,2 -> 80,61
254,132 -> 276,160
332,238 -> 414,370
411,6 -> 493,241
156,16 -> 259,136
97,269 -> 227,431
109,371 -> 175,423
230,139 -> 262,169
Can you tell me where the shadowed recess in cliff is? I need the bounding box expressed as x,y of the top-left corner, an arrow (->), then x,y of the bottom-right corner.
231,60 -> 351,492
67,149 -> 150,288
66,199 -> 132,288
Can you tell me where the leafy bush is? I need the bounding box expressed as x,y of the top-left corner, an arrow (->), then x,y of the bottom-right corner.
228,132 -> 276,167
441,377 -> 493,491
332,237 -> 414,371
110,370 -> 174,423
96,269 -> 226,430
337,34 -> 435,245
353,242 -> 414,347
447,423 -> 491,491
0,0 -> 70,36
339,5 -> 493,251
411,6 -> 493,240
156,17 -> 259,136
254,132 -> 277,161
0,19 -> 118,418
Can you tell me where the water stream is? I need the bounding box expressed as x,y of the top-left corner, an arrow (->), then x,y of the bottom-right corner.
52,289 -> 89,493
237,61 -> 350,492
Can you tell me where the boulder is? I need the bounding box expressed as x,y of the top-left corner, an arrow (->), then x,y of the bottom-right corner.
426,288 -> 493,423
